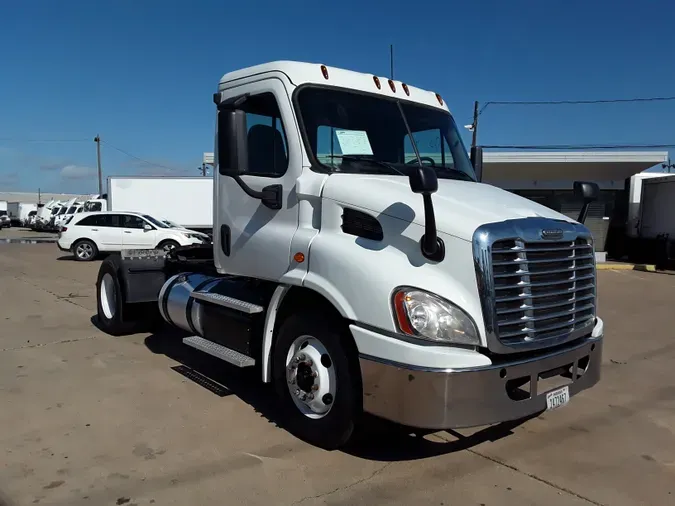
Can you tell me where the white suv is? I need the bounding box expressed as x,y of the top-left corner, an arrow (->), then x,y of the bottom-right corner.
57,211 -> 208,261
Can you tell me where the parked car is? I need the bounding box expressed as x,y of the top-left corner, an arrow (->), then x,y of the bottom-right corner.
0,211 -> 10,229
161,218 -> 212,242
57,211 -> 208,261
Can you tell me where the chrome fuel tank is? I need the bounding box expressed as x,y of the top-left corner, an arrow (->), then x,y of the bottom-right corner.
158,273 -> 220,336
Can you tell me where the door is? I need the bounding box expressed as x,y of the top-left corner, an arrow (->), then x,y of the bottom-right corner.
214,78 -> 302,280
120,214 -> 157,248
76,214 -> 122,250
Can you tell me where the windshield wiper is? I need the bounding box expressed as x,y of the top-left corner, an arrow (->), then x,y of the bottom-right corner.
437,167 -> 474,182
336,155 -> 407,177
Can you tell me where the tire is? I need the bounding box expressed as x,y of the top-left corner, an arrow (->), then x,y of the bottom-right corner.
73,239 -> 98,262
157,240 -> 180,253
272,314 -> 362,450
96,255 -> 160,336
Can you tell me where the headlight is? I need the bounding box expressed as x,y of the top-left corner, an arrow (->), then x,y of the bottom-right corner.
392,288 -> 480,345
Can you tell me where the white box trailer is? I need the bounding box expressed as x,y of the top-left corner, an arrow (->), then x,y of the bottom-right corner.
639,175 -> 675,240
626,172 -> 675,238
84,177 -> 214,233
8,202 -> 38,226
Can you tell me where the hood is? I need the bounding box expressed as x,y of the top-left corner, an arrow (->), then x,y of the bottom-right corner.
322,174 -> 575,241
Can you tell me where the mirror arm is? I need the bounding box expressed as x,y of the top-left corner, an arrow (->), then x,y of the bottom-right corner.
420,193 -> 445,261
577,200 -> 591,224
232,176 -> 282,210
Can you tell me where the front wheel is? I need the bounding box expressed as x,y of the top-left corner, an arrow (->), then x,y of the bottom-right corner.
157,240 -> 180,253
273,314 -> 362,450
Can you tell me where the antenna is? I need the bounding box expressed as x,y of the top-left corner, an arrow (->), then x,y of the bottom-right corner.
390,44 -> 394,80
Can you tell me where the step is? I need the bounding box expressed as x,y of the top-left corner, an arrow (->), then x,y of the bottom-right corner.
183,336 -> 256,367
190,291 -> 264,314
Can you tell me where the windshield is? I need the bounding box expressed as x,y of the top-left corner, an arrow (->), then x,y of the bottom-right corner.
51,207 -> 60,215
29,211 -> 37,216
67,206 -> 77,213
84,201 -> 102,212
57,207 -> 67,215
142,215 -> 169,228
0,211 -> 6,216
295,87 -> 476,181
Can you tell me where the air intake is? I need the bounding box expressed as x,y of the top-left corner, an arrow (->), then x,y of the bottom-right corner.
341,209 -> 383,241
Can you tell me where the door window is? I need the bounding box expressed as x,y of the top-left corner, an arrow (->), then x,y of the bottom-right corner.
77,214 -> 117,227
221,92 -> 289,177
121,215 -> 148,229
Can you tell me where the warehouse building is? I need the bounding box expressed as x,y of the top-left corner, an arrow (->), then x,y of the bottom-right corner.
0,191 -> 84,204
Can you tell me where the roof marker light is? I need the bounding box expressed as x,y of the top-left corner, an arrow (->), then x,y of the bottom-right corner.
321,65 -> 329,80
373,76 -> 381,89
388,79 -> 396,92
402,83 -> 410,96
435,93 -> 444,105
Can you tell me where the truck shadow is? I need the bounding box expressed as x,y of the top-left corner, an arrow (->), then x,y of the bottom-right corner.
142,327 -> 533,461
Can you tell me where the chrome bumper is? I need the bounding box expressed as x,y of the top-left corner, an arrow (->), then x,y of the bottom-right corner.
359,336 -> 602,429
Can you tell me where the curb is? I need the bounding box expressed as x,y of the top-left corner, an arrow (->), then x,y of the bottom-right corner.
597,263 -> 656,272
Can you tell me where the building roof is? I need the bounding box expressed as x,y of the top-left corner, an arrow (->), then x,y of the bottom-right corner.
483,151 -> 669,185
0,192 -> 87,204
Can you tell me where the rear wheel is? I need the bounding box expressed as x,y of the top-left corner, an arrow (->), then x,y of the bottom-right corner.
273,314 -> 362,450
73,239 -> 98,261
96,255 -> 160,336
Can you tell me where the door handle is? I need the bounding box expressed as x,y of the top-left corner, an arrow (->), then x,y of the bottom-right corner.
124,231 -> 132,234
91,228 -> 98,231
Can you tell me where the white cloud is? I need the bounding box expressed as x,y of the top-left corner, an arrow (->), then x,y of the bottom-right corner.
60,164 -> 96,179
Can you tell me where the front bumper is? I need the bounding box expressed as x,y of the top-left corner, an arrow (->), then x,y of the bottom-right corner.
359,326 -> 603,430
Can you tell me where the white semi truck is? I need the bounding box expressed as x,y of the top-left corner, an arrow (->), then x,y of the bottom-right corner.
83,177 -> 213,234
94,61 -> 604,449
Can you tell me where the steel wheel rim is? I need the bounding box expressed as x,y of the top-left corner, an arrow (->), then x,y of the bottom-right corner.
285,335 -> 336,419
100,273 -> 116,320
76,243 -> 93,259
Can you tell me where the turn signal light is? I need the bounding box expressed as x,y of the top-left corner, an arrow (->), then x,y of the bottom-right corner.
321,65 -> 329,80
293,252 -> 305,263
435,93 -> 444,105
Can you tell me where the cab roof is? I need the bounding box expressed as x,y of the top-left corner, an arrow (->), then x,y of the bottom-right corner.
218,60 -> 450,113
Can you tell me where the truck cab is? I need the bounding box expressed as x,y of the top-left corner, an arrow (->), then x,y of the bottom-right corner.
94,61 -> 604,449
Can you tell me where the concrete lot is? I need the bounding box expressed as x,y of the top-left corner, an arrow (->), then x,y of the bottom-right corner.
1,244 -> 674,506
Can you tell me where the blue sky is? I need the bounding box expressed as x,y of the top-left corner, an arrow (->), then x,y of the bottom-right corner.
1,0 -> 674,193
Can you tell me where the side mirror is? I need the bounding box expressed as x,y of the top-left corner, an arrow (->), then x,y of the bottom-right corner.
573,181 -> 600,224
217,108 -> 249,176
143,224 -> 153,231
408,164 -> 438,194
470,146 -> 483,182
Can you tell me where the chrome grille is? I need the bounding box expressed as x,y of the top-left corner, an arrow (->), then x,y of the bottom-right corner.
491,238 -> 596,345
473,218 -> 597,354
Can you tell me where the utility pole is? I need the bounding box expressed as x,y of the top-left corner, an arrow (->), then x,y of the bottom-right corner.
471,101 -> 479,149
94,135 -> 102,195
38,188 -> 41,204
390,44 -> 394,80
198,163 -> 207,176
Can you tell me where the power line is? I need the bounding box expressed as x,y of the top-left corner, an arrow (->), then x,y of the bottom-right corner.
0,137 -> 90,142
478,95 -> 675,117
100,140 -> 186,171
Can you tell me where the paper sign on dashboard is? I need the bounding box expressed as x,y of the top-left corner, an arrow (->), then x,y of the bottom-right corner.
335,130 -> 373,155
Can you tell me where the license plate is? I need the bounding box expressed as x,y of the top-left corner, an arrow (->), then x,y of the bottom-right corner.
545,386 -> 569,411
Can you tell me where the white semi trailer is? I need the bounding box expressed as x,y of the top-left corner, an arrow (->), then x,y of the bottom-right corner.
8,202 -> 38,226
94,61 -> 604,449
83,177 -> 213,234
